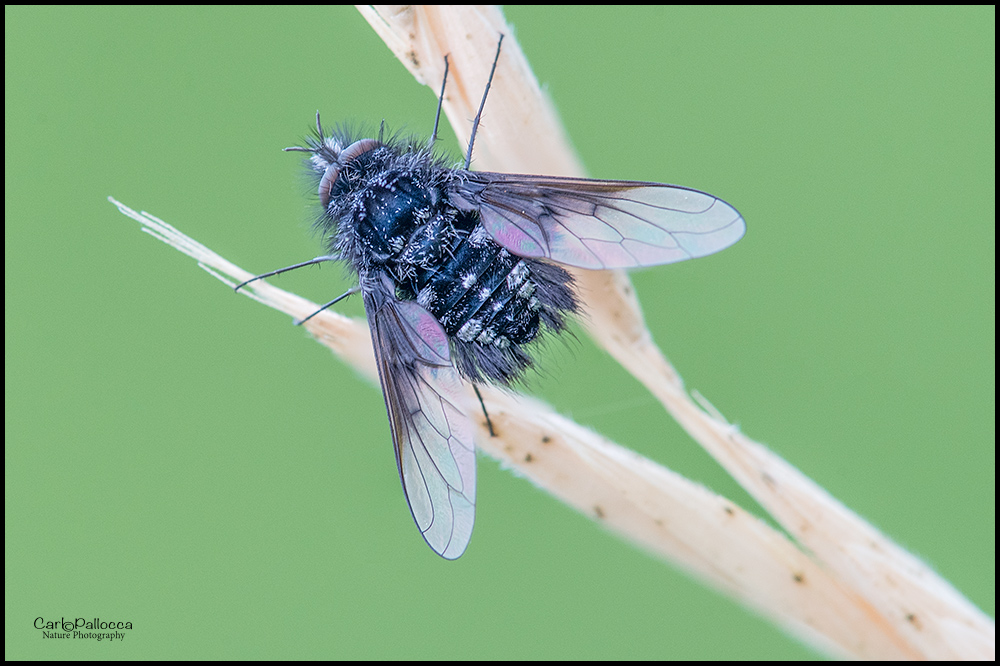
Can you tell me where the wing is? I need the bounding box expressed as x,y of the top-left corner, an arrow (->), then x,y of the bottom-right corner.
456,173 -> 745,270
364,276 -> 476,559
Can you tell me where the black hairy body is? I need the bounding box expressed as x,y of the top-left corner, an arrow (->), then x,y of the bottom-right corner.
305,130 -> 577,385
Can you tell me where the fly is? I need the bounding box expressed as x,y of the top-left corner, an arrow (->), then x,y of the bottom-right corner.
237,35 -> 745,558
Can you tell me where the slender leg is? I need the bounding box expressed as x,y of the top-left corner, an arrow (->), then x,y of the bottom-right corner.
294,286 -> 361,326
464,34 -> 504,170
427,55 -> 450,150
473,385 -> 496,437
234,255 -> 339,292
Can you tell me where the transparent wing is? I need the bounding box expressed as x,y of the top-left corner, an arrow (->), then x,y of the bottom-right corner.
365,277 -> 476,559
458,173 -> 745,270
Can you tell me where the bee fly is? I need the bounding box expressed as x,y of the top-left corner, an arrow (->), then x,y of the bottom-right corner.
237,36 -> 745,559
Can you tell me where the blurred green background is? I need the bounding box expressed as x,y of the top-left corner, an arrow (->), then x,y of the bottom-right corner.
5,6 -> 994,659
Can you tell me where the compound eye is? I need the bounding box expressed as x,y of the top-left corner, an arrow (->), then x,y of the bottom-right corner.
317,139 -> 381,209
318,162 -> 339,209
340,138 -> 380,164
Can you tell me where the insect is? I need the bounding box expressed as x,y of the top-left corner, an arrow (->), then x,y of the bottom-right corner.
237,36 -> 745,559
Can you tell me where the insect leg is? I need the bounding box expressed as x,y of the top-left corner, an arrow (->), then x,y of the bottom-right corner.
473,384 -> 496,437
426,55 -> 450,150
293,285 -> 361,326
285,112 -> 325,153
234,255 -> 339,292
464,34 -> 504,170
